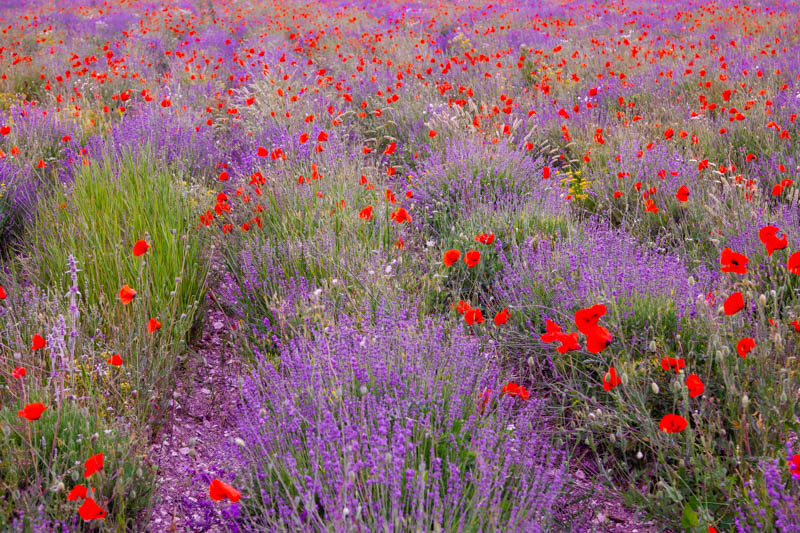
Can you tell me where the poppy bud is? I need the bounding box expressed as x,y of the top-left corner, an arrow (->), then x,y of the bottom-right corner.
781,391 -> 788,403
527,357 -> 534,367
648,340 -> 657,352
742,394 -> 750,407
758,294 -> 767,307
55,481 -> 65,493
636,451 -> 643,459
650,382 -> 660,394
235,438 -> 246,447
621,372 -> 629,386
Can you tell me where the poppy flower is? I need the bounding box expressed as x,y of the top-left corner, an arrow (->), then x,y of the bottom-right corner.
542,166 -> 550,179
0,125 -> 9,135
78,497 -> 106,521
147,318 -> 162,333
464,307 -> 484,325
789,454 -> 800,479
18,402 -> 48,421
788,251 -> 800,275
428,129 -> 437,138
257,146 -> 268,157
209,479 -> 241,502
390,207 -> 411,224
36,159 -> 46,169
602,366 -> 621,391
443,249 -> 461,266
501,381 -> 530,400
659,414 -> 688,433
737,337 -> 755,359
475,233 -> 495,245
359,205 -> 373,220
67,484 -> 88,501
759,226 -> 788,256
298,133 -> 308,144
454,300 -> 470,315
661,357 -> 686,372
585,326 -> 613,353
675,185 -> 690,202
219,171 -> 229,181
31,334 -> 46,351
555,332 -> 581,353
463,250 -> 480,268
0,285 -> 6,299
720,248 -> 749,275
685,374 -> 705,397
540,319 -> 563,343
83,453 -> 103,478
494,308 -> 511,326
664,128 -> 674,140
119,285 -> 136,305
160,99 -> 171,107
723,292 -> 745,315
793,319 -> 800,332
575,304 -> 607,335
12,366 -> 26,378
132,240 -> 150,257
107,354 -> 122,366
383,142 -> 396,155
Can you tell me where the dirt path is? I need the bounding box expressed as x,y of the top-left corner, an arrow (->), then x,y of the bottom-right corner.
146,267 -> 242,532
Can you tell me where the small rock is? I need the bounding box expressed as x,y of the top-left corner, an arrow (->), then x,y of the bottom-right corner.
179,447 -> 191,455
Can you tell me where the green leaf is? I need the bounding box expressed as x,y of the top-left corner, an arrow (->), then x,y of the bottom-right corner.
681,502 -> 699,529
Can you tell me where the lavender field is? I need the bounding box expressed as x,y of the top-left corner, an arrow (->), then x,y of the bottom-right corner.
1,0 -> 800,531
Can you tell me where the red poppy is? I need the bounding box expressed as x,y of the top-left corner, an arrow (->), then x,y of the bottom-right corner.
0,125 -> 9,135
658,414 -> 688,433
685,374 -> 705,397
160,99 -> 171,107
602,366 -> 621,391
554,332 -> 581,353
148,318 -> 162,333
428,129 -> 437,138
359,205 -> 373,220
11,366 -> 26,378
390,207 -> 411,224
675,185 -> 690,202
107,354 -> 122,366
789,454 -> 800,479
737,337 -> 755,359
664,128 -> 674,140
209,479 -> 241,502
501,381 -> 530,400
299,133 -> 308,144
0,285 -> 6,299
723,292 -> 745,315
219,171 -> 229,181
661,357 -> 686,372
83,453 -> 103,478
788,251 -> 800,275
18,402 -> 48,421
759,226 -> 788,256
384,142 -> 396,155
540,319 -> 563,343
119,285 -> 136,305
317,131 -> 328,142
793,319 -> 800,332
132,240 -> 150,257
463,250 -> 480,268
720,248 -> 749,275
454,300 -> 470,315
443,249 -> 461,266
574,304 -> 607,335
464,307 -> 484,325
256,146 -> 268,157
31,334 -> 46,351
494,308 -> 511,326
78,497 -> 106,521
542,166 -> 550,179
67,484 -> 88,501
475,233 -> 495,245
36,159 -> 46,169
585,326 -> 613,353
